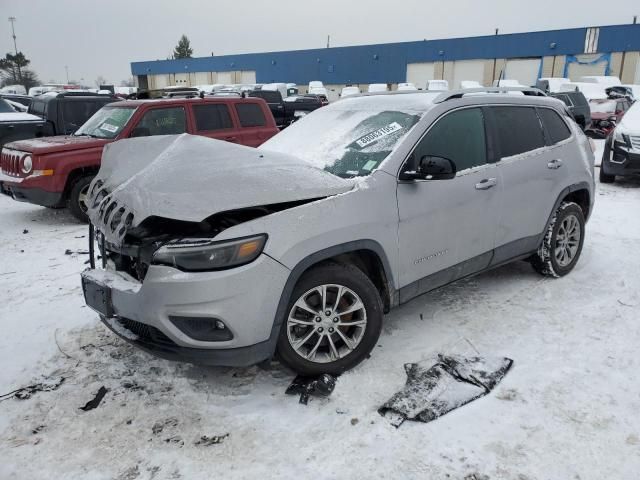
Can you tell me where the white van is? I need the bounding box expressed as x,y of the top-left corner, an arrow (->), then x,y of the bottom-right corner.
427,80 -> 449,91
559,82 -> 608,100
368,83 -> 388,93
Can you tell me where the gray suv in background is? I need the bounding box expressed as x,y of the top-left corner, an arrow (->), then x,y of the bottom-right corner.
81,87 -> 595,375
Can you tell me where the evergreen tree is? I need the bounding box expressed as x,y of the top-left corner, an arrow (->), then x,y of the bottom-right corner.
173,35 -> 193,59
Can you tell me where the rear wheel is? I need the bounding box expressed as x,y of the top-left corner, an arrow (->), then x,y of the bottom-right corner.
531,201 -> 585,278
276,262 -> 383,376
68,175 -> 94,223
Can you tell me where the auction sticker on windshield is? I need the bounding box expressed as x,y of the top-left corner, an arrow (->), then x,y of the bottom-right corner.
355,122 -> 403,148
100,123 -> 119,133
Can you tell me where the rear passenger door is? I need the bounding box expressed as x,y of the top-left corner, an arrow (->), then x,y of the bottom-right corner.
233,102 -> 271,147
190,103 -> 237,142
489,105 -> 571,261
397,107 -> 501,294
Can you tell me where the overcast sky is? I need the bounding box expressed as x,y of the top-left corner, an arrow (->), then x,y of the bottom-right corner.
0,0 -> 637,86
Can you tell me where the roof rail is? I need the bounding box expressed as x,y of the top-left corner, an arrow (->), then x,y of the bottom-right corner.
55,91 -> 116,98
433,87 -> 547,103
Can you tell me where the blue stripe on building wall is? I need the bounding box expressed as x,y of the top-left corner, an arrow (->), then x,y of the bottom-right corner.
130,24 -> 640,85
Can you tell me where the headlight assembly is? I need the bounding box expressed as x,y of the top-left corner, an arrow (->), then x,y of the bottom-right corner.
152,234 -> 267,271
21,155 -> 33,174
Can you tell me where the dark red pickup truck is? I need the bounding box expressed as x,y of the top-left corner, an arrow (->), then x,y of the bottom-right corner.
0,96 -> 278,221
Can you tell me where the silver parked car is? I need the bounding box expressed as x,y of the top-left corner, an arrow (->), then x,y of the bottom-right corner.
81,88 -> 595,375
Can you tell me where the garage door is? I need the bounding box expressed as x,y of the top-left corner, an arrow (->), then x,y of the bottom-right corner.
174,73 -> 189,86
452,60 -> 486,89
191,72 -> 210,85
216,72 -> 233,84
504,59 -> 541,86
634,56 -> 640,84
406,63 -> 435,89
151,74 -> 169,89
566,54 -> 608,81
240,71 -> 257,84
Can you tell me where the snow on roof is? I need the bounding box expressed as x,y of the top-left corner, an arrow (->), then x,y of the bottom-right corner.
0,112 -> 43,122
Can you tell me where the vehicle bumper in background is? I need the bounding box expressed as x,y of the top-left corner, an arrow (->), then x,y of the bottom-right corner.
81,254 -> 291,367
0,177 -> 64,207
602,144 -> 640,177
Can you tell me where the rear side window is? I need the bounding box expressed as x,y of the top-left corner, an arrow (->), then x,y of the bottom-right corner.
412,107 -> 487,172
193,104 -> 233,131
554,94 -> 572,107
29,99 -> 46,116
135,107 -> 186,135
235,103 -> 266,127
252,91 -> 280,103
491,106 -> 545,158
62,101 -> 96,133
538,108 -> 571,145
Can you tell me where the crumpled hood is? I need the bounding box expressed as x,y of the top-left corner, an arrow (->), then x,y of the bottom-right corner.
88,134 -> 354,243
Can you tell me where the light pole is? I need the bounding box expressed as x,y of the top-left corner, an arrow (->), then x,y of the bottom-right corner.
65,65 -> 69,83
8,17 -> 22,81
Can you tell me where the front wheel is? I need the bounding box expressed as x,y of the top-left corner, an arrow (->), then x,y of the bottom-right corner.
276,262 -> 383,376
68,175 -> 94,223
531,201 -> 585,278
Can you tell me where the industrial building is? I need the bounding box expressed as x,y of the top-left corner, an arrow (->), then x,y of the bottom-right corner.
131,23 -> 640,100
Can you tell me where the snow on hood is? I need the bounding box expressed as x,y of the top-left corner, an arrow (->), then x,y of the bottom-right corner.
88,134 -> 354,242
619,101 -> 640,133
6,134 -> 108,154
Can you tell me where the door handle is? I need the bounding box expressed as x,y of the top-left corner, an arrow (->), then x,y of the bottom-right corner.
475,177 -> 497,190
548,159 -> 563,169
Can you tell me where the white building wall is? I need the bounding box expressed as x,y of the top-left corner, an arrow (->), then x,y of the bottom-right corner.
504,58 -> 541,85
406,62 -> 435,89
451,60 -> 486,89
240,71 -> 257,84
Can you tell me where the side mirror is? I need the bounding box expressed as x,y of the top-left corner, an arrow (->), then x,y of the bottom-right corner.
400,155 -> 456,181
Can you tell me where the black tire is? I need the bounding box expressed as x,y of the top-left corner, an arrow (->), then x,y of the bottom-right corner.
276,262 -> 383,376
68,175 -> 94,223
531,201 -> 585,278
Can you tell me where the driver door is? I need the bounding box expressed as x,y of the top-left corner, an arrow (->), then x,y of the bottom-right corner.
396,107 -> 501,299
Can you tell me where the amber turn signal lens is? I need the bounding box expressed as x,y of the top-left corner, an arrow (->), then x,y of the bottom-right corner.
237,240 -> 261,259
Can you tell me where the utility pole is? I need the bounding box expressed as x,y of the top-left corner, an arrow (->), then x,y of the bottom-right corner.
65,65 -> 69,83
326,35 -> 330,48
8,17 -> 22,82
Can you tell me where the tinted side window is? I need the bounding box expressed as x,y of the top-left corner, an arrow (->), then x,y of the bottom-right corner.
193,104 -> 233,131
136,107 -> 186,135
235,103 -> 266,127
538,108 -> 571,145
62,101 -> 96,133
250,91 -> 280,103
29,99 -> 46,116
412,107 -> 487,172
491,106 -> 545,158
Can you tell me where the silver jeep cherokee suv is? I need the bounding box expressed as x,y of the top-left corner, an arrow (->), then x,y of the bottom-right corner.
81,88 -> 595,375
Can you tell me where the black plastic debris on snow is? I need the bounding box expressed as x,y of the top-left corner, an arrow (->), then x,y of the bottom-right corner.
65,249 -> 90,255
0,377 -> 65,401
286,374 -> 337,405
79,386 -> 108,411
379,354 -> 513,427
195,433 -> 229,446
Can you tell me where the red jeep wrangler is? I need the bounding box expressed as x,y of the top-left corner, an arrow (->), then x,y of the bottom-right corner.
0,96 -> 278,221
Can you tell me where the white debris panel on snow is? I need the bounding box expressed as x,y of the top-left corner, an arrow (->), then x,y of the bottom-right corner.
2,152 -> 640,479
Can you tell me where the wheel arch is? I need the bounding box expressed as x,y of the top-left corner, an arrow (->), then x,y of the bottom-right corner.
63,166 -> 99,200
266,240 -> 397,357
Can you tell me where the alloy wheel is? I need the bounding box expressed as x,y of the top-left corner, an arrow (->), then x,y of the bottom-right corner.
286,284 -> 367,364
555,214 -> 581,267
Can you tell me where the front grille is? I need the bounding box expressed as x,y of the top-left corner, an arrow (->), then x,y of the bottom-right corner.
115,317 -> 176,350
89,180 -> 135,243
630,135 -> 640,151
1,149 -> 28,177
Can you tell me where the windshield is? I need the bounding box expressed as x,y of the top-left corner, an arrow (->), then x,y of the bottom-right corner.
74,106 -> 136,139
590,101 -> 616,114
0,99 -> 14,113
260,102 -> 423,178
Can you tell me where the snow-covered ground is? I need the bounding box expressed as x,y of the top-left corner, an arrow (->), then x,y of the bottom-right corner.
2,155 -> 640,479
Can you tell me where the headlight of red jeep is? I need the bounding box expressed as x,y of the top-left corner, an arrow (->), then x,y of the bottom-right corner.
21,154 -> 33,174
152,234 -> 267,271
